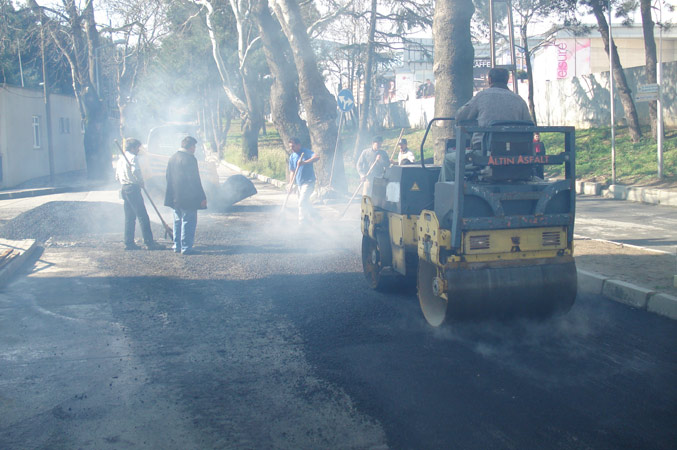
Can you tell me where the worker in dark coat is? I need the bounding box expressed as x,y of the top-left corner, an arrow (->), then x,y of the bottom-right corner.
164,136 -> 207,255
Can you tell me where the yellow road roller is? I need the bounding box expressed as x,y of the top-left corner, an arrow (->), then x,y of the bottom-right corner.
361,120 -> 577,326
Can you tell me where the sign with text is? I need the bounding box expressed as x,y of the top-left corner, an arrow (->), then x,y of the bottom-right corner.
638,84 -> 659,93
635,91 -> 658,102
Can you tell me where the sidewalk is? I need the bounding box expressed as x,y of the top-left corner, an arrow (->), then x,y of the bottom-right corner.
0,171 -> 109,200
1,166 -> 676,321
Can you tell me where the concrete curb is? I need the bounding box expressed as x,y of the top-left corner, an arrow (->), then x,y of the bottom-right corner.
0,187 -> 71,200
577,269 -> 677,320
0,239 -> 39,289
575,181 -> 677,207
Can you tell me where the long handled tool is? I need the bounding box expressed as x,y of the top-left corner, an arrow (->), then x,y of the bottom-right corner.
280,155 -> 304,215
389,128 -> 405,163
338,155 -> 381,218
114,140 -> 173,240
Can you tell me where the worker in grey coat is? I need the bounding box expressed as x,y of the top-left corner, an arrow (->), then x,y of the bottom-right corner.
356,136 -> 390,196
443,68 -> 533,181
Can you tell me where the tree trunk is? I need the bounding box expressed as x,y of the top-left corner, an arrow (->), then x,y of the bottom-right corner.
640,0 -> 659,138
240,70 -> 262,160
81,1 -> 110,179
433,0 -> 475,164
521,23 -> 537,125
272,0 -> 345,192
353,0 -> 378,159
591,0 -> 642,142
198,0 -> 259,160
252,0 -> 309,149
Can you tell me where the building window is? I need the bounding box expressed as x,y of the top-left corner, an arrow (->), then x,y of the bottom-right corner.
59,117 -> 71,134
32,116 -> 41,148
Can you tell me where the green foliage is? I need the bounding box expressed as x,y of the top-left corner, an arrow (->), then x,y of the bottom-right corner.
543,126 -> 677,185
223,121 -> 288,181
0,1 -> 72,93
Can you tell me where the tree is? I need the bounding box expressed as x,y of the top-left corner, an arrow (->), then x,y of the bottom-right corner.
124,1 -> 236,157
196,0 -> 264,160
271,0 -> 345,190
433,0 -> 475,164
513,0 -> 575,124
639,0 -> 659,138
583,0 -> 642,142
319,0 -> 432,147
352,0 -> 377,158
102,0 -> 170,139
0,1 -> 73,91
251,0 -> 309,148
28,0 -> 111,179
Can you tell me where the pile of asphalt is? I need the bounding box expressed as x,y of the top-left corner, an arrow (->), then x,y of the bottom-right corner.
0,201 -> 122,242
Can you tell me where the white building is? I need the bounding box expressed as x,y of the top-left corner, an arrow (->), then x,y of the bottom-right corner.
532,25 -> 677,82
0,85 -> 86,188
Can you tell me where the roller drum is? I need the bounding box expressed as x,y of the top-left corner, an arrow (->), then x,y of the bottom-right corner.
419,259 -> 577,326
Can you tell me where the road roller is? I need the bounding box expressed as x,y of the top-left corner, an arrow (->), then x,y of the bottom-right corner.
361,119 -> 577,326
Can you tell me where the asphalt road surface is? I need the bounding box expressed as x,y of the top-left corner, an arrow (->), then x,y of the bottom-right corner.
575,195 -> 677,253
0,184 -> 676,449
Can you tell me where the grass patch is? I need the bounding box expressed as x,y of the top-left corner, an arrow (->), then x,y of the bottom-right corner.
542,126 -> 677,186
223,123 -> 288,181
223,120 -> 676,188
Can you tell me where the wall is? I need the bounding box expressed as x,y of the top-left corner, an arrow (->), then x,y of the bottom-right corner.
0,86 -> 85,188
533,61 -> 676,129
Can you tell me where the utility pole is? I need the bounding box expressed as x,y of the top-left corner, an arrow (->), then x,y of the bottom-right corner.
657,0 -> 664,179
40,23 -> 55,184
489,0 -> 496,66
609,1 -> 616,185
506,0 -> 518,94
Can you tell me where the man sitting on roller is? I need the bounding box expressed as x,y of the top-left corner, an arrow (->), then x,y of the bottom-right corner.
442,68 -> 532,181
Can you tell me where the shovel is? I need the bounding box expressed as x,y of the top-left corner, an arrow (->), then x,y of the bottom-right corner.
279,155 -> 304,216
338,155 -> 382,218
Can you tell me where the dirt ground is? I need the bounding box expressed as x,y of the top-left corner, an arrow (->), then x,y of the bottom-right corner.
575,237 -> 677,296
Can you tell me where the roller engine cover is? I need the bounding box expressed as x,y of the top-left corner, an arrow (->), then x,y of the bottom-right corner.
372,166 -> 441,215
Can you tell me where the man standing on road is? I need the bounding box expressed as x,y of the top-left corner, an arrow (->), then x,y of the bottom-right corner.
394,138 -> 416,165
164,136 -> 207,255
115,138 -> 163,251
356,136 -> 390,196
288,137 -> 320,224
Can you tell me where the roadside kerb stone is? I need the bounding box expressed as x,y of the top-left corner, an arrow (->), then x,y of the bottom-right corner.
0,187 -> 70,200
647,293 -> 677,320
0,239 -> 38,288
582,182 -> 602,196
577,269 -> 606,295
602,279 -> 654,309
603,184 -> 677,207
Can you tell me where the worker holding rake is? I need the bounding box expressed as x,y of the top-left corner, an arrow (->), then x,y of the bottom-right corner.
115,138 -> 164,251
287,137 -> 320,224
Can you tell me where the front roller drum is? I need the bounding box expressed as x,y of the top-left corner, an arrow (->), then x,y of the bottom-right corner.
418,259 -> 577,326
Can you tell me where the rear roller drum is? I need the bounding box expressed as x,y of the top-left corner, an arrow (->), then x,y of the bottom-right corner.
362,234 -> 393,291
417,260 -> 448,327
